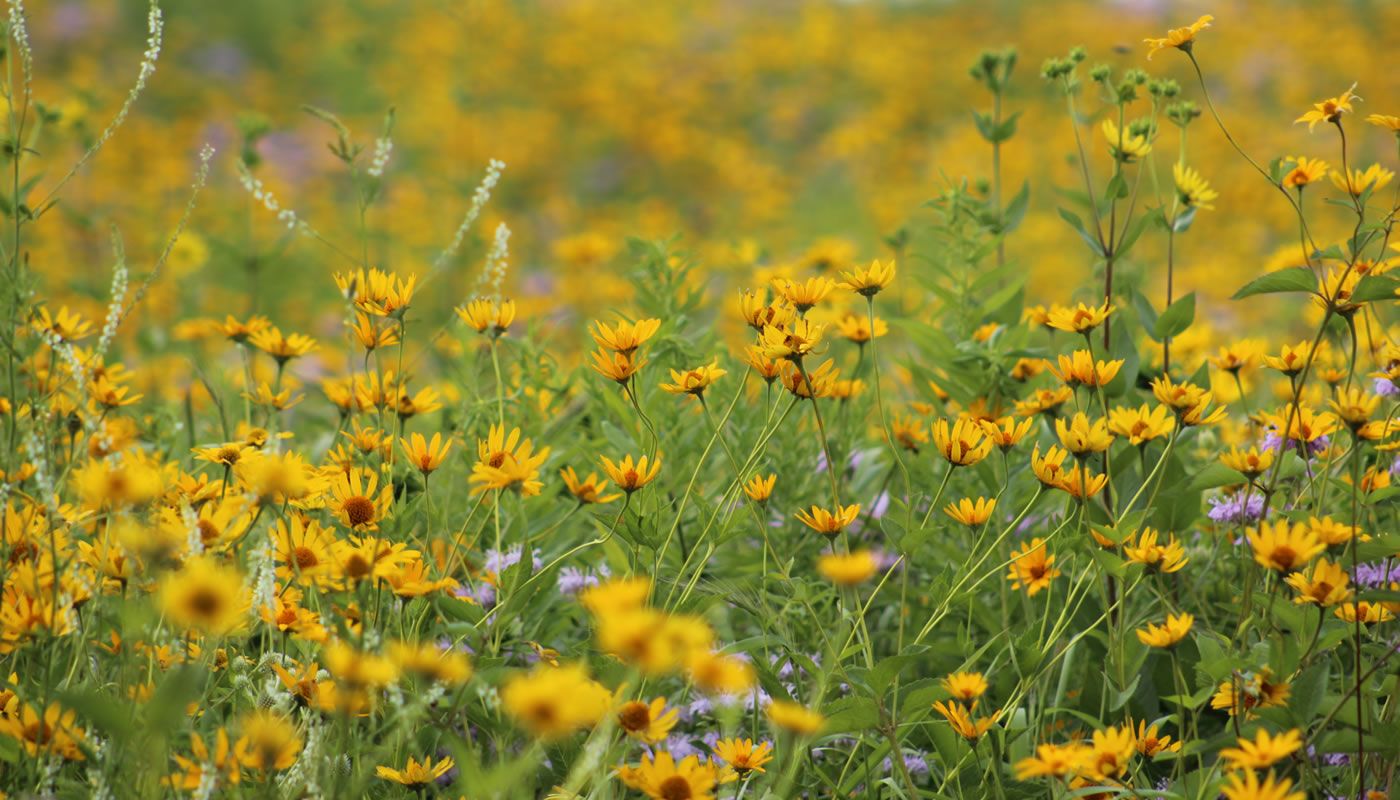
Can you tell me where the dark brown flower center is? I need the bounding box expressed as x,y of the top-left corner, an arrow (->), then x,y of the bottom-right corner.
618,703 -> 650,732
343,496 -> 376,527
294,546 -> 320,569
198,520 -> 220,545
189,587 -> 223,618
659,776 -> 693,800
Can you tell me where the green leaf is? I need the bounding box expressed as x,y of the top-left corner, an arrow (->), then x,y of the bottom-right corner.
1154,292 -> 1196,340
821,696 -> 881,734
1115,211 -> 1155,259
1172,205 -> 1197,233
1186,462 -> 1246,491
1133,288 -> 1159,341
1289,662 -> 1328,724
1351,275 -> 1400,304
1230,267 -> 1316,300
1000,180 -> 1030,234
56,687 -> 135,740
1057,207 -> 1105,257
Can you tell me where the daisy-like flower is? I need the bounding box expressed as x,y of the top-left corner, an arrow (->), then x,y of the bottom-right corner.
249,326 -> 318,365
400,432 -> 452,476
941,671 -> 988,704
1046,301 -> 1113,334
1220,770 -> 1304,800
1135,613 -> 1193,648
1296,83 -> 1359,132
771,275 -> 837,312
834,312 -> 887,344
1248,520 -> 1325,572
817,550 -> 878,585
932,700 -> 999,740
1047,350 -> 1123,388
561,467 -> 622,505
712,738 -> 774,776
592,317 -> 662,354
376,755 -> 455,789
1131,719 -> 1181,756
1219,728 -> 1302,770
1220,446 -> 1274,480
456,297 -> 517,337
1054,413 -> 1114,457
839,259 -> 896,297
600,453 -> 661,494
976,416 -> 1031,451
1014,742 -> 1090,779
617,696 -> 679,744
1107,404 -> 1175,445
502,663 -> 613,739
161,557 -> 249,634
742,344 -> 782,384
232,710 -> 301,773
1015,386 -> 1074,417
1281,156 -> 1329,188
1143,14 -> 1212,60
1102,118 -> 1152,162
348,313 -> 399,352
759,318 -> 826,361
213,314 -> 271,344
687,650 -> 756,694
1084,725 -> 1136,781
0,702 -> 88,760
738,291 -> 796,331
1212,668 -> 1291,718
778,358 -> 839,399
328,468 -> 394,530
1122,528 -> 1188,573
633,751 -> 721,800
945,497 -> 995,526
194,442 -> 256,468
1367,113 -> 1400,132
659,361 -> 727,399
1335,600 -> 1395,623
1173,163 -> 1218,210
795,503 -> 861,537
743,473 -> 776,503
590,347 -> 648,384
1030,444 -> 1070,488
932,417 -> 994,466
164,729 -> 240,790
32,305 -> 94,342
1007,538 -> 1061,596
1330,163 -> 1394,196
767,701 -> 825,735
242,382 -> 304,411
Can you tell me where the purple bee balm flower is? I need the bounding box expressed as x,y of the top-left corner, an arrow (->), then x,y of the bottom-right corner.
1374,376 -> 1399,396
557,566 -> 600,595
1261,430 -> 1329,457
1207,492 -> 1266,525
1354,561 -> 1400,589
455,581 -> 495,608
484,545 -> 542,574
662,734 -> 701,760
883,749 -> 930,778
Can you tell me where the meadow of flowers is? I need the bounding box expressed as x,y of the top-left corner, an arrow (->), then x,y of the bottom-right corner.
5,1 -> 1400,798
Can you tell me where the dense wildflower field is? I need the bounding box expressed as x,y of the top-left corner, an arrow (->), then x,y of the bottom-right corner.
5,0 -> 1400,798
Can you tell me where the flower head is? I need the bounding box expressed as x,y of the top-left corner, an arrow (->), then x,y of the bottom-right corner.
839,259 -> 896,297
600,453 -> 662,494
1135,613 -> 1193,648
817,550 -> 879,585
1143,14 -> 1212,59
1296,83 -> 1359,132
